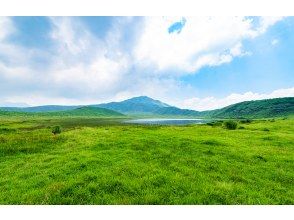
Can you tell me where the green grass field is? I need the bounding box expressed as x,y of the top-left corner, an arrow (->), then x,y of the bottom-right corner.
0,116 -> 293,204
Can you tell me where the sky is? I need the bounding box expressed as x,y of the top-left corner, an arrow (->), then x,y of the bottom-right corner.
0,16 -> 293,110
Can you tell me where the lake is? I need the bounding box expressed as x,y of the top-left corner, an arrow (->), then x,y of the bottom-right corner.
124,118 -> 211,125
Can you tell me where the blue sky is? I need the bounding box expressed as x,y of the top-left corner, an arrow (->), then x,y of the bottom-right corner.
0,16 -> 293,110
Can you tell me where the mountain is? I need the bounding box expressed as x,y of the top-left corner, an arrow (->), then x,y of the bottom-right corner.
1,96 -> 293,118
205,97 -> 294,118
96,96 -> 172,115
145,97 -> 294,118
0,106 -> 124,117
45,106 -> 124,117
153,106 -> 202,117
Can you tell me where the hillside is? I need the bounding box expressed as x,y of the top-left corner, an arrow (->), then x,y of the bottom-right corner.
153,106 -> 201,117
96,96 -> 171,115
1,96 -> 293,118
206,97 -> 294,118
0,110 -> 31,116
46,106 -> 124,117
0,107 -> 124,117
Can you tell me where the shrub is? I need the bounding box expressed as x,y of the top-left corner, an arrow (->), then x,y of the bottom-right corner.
214,121 -> 223,126
206,121 -> 223,127
240,119 -> 252,124
206,122 -> 214,126
238,126 -> 245,129
223,121 -> 238,130
52,126 -> 61,135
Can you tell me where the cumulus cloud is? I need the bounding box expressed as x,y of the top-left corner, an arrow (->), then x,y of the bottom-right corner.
257,17 -> 284,34
0,17 -> 54,83
133,17 -> 280,73
46,17 -> 135,99
0,16 -> 287,106
178,87 -> 294,111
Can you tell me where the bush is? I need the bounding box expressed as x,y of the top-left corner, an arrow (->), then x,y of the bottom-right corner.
206,121 -> 223,127
214,121 -> 223,126
238,126 -> 245,129
52,126 -> 61,135
240,119 -> 252,124
223,121 -> 238,130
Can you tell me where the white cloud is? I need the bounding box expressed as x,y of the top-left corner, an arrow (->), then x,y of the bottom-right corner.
43,17 -> 135,99
0,16 -> 287,106
133,17 -> 281,74
0,17 -> 15,40
257,17 -> 284,34
0,17 -> 47,80
0,20 -> 38,104
50,56 -> 130,94
50,17 -> 104,60
178,87 -> 294,111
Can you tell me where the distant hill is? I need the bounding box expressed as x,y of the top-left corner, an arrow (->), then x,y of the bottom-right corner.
0,106 -> 124,117
153,106 -> 201,117
205,97 -> 294,118
46,106 -> 124,117
96,96 -> 171,115
0,105 -> 78,112
1,96 -> 293,118
0,110 -> 31,116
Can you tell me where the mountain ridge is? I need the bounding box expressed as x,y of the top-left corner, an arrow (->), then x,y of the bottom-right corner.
0,106 -> 124,117
206,97 -> 294,118
1,96 -> 293,118
95,96 -> 171,115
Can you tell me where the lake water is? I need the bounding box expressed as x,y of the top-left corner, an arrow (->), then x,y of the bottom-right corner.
124,118 -> 211,125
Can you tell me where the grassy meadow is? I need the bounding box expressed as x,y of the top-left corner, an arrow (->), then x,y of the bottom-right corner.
0,116 -> 293,204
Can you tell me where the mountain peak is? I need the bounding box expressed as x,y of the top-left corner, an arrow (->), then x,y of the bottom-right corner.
125,96 -> 170,107
126,96 -> 156,102
96,95 -> 171,114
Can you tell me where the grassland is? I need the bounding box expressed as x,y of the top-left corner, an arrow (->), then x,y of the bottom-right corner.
0,116 -> 293,204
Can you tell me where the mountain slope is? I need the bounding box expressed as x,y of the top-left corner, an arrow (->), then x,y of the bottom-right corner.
0,107 -> 124,117
1,96 -> 293,118
47,106 -> 124,117
96,96 -> 171,115
153,106 -> 201,117
205,97 -> 294,118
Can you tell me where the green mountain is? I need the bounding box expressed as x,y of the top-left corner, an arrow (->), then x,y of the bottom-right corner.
153,106 -> 201,117
0,106 -> 124,117
96,96 -> 171,115
45,106 -> 124,117
1,96 -> 293,118
205,97 -> 294,118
